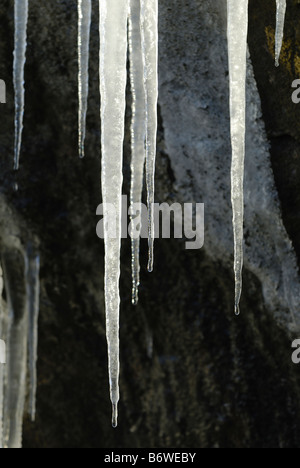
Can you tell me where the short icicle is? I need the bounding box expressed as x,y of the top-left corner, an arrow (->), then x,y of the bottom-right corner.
129,0 -> 146,305
140,0 -> 158,273
25,245 -> 40,422
227,0 -> 249,316
78,0 -> 92,158
99,0 -> 129,428
275,0 -> 287,67
13,0 -> 29,170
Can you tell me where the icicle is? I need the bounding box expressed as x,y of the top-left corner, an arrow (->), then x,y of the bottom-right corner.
129,0 -> 146,305
0,265 -> 4,449
25,245 -> 40,422
227,0 -> 248,316
13,0 -> 29,171
99,0 -> 129,428
140,0 -> 158,273
275,0 -> 286,67
2,250 -> 29,448
78,0 -> 92,158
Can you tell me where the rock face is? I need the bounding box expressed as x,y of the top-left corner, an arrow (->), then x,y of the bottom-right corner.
0,0 -> 300,448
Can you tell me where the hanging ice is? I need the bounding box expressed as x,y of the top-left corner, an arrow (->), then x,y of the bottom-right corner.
140,0 -> 158,273
2,249 -> 29,448
0,243 -> 40,448
0,265 -> 4,449
78,0 -> 92,158
25,245 -> 40,422
13,0 -> 29,170
227,0 -> 249,315
129,0 -> 146,305
275,0 -> 286,67
99,0 -> 129,428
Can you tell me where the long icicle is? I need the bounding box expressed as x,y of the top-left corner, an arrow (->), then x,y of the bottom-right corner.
275,0 -> 286,67
25,245 -> 40,422
140,0 -> 158,273
227,0 -> 249,316
129,0 -> 146,305
78,0 -> 92,158
99,0 -> 129,428
2,250 -> 29,448
0,265 -> 4,449
13,0 -> 29,170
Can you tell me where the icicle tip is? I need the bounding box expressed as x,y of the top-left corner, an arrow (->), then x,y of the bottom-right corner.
147,240 -> 154,273
79,141 -> 85,159
234,304 -> 240,316
132,287 -> 139,306
13,155 -> 20,171
79,150 -> 85,159
112,402 -> 118,428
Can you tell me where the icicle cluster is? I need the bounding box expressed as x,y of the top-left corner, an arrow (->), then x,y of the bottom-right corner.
0,246 -> 40,449
6,0 -> 290,438
98,0 -> 158,427
99,0 -> 129,429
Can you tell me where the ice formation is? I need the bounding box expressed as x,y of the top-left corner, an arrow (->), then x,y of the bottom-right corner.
140,0 -> 158,273
78,0 -> 91,158
25,246 -> 40,422
2,250 -> 29,448
129,0 -> 146,305
0,245 -> 40,449
226,0 -> 286,314
275,0 -> 286,67
99,0 -> 158,426
99,0 -> 129,428
0,266 -> 4,449
3,0 -> 292,439
227,0 -> 248,315
13,0 -> 29,170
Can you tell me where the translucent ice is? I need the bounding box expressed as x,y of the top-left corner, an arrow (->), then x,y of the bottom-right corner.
227,0 -> 249,315
13,0 -> 29,170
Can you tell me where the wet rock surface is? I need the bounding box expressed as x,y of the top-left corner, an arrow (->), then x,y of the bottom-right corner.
0,0 -> 299,448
